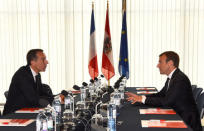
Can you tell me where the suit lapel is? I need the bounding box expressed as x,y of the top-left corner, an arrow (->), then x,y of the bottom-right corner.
167,68 -> 180,91
25,65 -> 37,91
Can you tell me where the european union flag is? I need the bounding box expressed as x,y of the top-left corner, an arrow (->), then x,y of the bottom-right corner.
118,11 -> 129,79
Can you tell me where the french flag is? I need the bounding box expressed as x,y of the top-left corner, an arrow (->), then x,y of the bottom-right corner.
88,5 -> 99,80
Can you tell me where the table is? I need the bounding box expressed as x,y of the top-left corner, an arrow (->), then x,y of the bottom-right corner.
0,87 -> 194,131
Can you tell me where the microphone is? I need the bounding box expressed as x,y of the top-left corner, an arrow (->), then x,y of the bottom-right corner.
61,90 -> 69,96
114,81 -> 120,89
82,82 -> 88,86
119,75 -> 125,80
90,79 -> 94,83
101,93 -> 110,103
73,85 -> 80,90
100,87 -> 107,93
94,77 -> 98,81
106,86 -> 114,94
93,93 -> 110,122
73,82 -> 88,91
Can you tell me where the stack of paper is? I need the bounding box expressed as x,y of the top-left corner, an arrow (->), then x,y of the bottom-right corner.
141,120 -> 187,128
72,90 -> 80,94
140,108 -> 176,114
137,91 -> 157,94
136,87 -> 156,91
0,119 -> 34,126
15,108 -> 42,113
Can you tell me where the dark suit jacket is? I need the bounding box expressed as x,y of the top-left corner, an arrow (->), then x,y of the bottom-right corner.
145,68 -> 202,131
3,65 -> 53,115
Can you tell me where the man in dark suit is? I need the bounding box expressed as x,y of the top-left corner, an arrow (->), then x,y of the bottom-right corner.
126,51 -> 202,131
3,49 -> 54,115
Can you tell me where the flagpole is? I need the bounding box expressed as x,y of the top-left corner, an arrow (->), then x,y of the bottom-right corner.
107,0 -> 109,11
123,0 -> 126,10
107,0 -> 109,87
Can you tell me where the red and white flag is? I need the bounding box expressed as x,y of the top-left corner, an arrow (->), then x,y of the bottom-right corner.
102,6 -> 115,80
88,5 -> 99,80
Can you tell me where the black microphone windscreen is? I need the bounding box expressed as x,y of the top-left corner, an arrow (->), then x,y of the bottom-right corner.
107,86 -> 114,94
114,81 -> 120,89
101,93 -> 110,103
100,74 -> 104,78
90,79 -> 94,83
61,90 -> 68,96
101,87 -> 107,92
119,75 -> 125,80
73,85 -> 80,90
82,82 -> 88,86
94,77 -> 98,81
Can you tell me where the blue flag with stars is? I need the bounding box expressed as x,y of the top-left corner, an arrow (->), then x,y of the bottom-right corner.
118,10 -> 129,79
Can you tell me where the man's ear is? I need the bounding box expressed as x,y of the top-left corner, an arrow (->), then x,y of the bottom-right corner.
30,60 -> 35,66
168,60 -> 174,67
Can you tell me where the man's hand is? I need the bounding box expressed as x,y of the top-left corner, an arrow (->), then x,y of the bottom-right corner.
125,92 -> 142,104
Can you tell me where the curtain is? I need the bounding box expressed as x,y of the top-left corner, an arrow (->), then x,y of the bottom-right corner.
0,0 -> 204,104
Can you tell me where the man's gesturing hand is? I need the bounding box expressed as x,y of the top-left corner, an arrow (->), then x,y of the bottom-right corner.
125,92 -> 142,104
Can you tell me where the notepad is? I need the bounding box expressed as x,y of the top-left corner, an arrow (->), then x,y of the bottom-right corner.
15,108 -> 43,113
139,108 -> 176,114
141,120 -> 187,128
137,91 -> 157,94
136,87 -> 156,91
72,90 -> 80,94
0,119 -> 34,126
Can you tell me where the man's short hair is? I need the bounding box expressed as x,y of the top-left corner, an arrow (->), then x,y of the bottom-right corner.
159,51 -> 180,67
26,49 -> 43,65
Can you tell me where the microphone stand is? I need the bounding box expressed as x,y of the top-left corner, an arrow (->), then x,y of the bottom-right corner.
47,105 -> 57,131
93,101 -> 102,125
92,92 -> 108,125
67,94 -> 75,117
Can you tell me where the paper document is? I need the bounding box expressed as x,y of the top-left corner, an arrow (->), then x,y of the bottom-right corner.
15,108 -> 42,113
137,91 -> 157,94
141,120 -> 187,128
0,119 -> 34,126
136,87 -> 156,91
72,90 -> 80,94
140,108 -> 176,114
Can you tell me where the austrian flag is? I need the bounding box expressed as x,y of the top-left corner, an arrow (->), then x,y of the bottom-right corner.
102,6 -> 115,80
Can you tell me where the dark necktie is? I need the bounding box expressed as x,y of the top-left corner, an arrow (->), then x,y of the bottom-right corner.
165,78 -> 170,92
35,74 -> 41,93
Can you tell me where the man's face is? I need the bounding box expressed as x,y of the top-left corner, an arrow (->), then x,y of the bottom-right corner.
157,55 -> 170,75
32,52 -> 48,72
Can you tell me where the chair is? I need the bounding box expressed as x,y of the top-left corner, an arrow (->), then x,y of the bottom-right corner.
191,85 -> 197,91
42,84 -> 53,97
193,87 -> 203,101
4,91 -> 8,100
196,92 -> 204,118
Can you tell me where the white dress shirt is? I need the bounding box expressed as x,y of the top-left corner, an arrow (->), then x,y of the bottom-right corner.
141,68 -> 177,103
30,66 -> 38,82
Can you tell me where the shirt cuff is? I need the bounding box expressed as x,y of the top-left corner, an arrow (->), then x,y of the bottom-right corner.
141,95 -> 146,103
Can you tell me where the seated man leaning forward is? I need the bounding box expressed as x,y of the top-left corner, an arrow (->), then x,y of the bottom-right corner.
126,51 -> 202,131
3,49 -> 64,115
